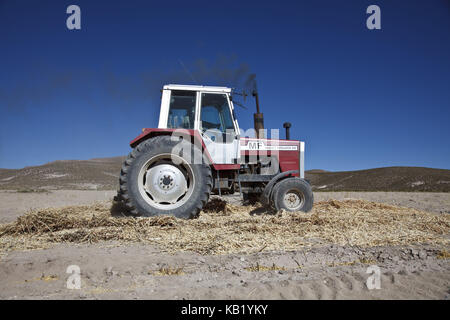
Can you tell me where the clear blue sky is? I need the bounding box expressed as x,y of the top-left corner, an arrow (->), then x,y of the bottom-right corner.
1,0 -> 449,171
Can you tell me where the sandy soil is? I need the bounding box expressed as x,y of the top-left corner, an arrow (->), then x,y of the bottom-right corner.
313,191 -> 450,215
0,190 -> 449,300
0,243 -> 448,299
0,190 -> 116,224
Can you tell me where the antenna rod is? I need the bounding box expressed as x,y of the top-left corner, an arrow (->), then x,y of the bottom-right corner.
178,59 -> 198,84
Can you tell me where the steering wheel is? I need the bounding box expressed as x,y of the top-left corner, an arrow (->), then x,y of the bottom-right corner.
201,120 -> 221,130
202,128 -> 223,143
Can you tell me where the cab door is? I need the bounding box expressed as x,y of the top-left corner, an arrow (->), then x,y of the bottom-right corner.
197,92 -> 240,164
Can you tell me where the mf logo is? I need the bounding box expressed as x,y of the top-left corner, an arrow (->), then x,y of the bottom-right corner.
247,141 -> 264,150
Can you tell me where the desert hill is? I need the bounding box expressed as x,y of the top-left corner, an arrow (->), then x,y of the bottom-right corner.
0,157 -> 125,190
306,167 -> 450,192
1,157 -> 449,192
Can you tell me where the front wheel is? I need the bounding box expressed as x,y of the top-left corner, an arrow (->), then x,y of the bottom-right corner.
272,178 -> 314,212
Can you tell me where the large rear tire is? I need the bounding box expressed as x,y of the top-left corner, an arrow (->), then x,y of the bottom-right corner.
272,177 -> 313,212
118,136 -> 212,219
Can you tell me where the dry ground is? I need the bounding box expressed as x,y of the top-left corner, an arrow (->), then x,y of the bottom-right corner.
0,190 -> 116,224
0,191 -> 449,300
1,243 -> 448,300
314,192 -> 450,215
1,190 -> 449,224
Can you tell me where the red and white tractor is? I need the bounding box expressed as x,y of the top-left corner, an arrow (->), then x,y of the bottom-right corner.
117,84 -> 313,219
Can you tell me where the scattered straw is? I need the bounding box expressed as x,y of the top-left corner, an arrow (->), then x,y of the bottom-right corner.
326,258 -> 377,267
245,263 -> 286,272
437,250 -> 450,259
0,199 -> 448,255
150,267 -> 184,276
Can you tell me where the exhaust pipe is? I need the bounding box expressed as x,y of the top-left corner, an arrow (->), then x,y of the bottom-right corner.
283,122 -> 291,140
252,90 -> 264,138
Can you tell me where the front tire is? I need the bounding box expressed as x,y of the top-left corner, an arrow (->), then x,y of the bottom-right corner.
118,136 -> 212,219
272,177 -> 313,212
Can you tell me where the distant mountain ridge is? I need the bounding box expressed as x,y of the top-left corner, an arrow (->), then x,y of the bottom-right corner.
0,156 -> 125,190
306,167 -> 450,192
1,157 -> 449,192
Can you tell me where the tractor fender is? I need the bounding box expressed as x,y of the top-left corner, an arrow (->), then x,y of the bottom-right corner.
260,170 -> 299,205
130,128 -> 213,162
130,128 -> 192,148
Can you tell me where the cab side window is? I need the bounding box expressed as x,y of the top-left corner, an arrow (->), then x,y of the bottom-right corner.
167,90 -> 196,129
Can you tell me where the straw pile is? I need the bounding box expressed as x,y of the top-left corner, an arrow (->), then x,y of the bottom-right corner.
0,199 -> 448,255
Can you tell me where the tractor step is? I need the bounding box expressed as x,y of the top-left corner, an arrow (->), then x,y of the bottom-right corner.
237,174 -> 275,182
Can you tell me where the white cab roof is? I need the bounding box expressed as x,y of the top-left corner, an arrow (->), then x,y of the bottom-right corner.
163,84 -> 231,93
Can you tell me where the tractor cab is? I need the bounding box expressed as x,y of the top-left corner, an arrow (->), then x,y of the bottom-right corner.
118,83 -> 313,219
157,84 -> 241,165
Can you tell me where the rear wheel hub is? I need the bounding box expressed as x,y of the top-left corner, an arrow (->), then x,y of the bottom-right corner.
137,154 -> 195,210
145,164 -> 187,204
